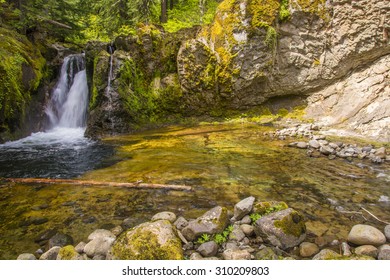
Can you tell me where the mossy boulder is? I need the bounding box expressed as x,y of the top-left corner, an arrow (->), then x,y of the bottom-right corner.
254,208 -> 306,250
109,220 -> 183,260
181,206 -> 229,241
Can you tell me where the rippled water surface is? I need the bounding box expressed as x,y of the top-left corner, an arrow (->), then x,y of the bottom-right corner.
0,123 -> 389,259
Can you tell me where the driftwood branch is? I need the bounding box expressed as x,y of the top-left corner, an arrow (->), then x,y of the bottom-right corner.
0,178 -> 192,191
360,207 -> 390,225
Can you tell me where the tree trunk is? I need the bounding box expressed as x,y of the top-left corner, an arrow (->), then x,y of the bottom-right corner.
160,0 -> 168,23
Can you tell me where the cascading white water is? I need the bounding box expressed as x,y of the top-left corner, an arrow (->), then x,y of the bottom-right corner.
0,53 -> 114,179
45,54 -> 88,128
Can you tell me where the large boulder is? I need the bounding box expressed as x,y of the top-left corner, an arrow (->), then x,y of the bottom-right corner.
181,206 -> 229,241
347,224 -> 386,246
254,208 -> 306,250
108,220 -> 183,260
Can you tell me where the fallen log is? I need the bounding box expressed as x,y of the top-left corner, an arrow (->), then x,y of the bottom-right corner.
0,177 -> 192,191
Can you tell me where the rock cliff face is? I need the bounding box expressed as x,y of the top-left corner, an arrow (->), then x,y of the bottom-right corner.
85,0 -> 390,140
177,0 -> 389,110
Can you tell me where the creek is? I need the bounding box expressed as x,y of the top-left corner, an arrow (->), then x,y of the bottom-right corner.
0,123 -> 389,259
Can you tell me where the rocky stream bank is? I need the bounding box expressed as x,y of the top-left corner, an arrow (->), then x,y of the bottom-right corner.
16,196 -> 390,260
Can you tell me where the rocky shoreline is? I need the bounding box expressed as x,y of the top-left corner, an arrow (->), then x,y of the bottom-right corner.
16,197 -> 390,260
265,123 -> 390,164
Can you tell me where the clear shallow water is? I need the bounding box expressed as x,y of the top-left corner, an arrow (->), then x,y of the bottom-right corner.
0,123 -> 389,259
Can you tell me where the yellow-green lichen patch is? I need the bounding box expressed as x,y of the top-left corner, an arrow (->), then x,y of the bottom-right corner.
248,0 -> 281,28
274,210 -> 306,238
293,0 -> 329,21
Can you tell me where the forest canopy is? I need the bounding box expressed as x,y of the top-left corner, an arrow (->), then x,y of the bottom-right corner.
0,0 -> 221,43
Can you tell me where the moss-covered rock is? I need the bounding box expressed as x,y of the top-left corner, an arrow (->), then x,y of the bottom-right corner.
0,27 -> 45,142
109,220 -> 183,260
57,245 -> 84,260
181,206 -> 229,241
253,201 -> 288,215
254,208 -> 306,250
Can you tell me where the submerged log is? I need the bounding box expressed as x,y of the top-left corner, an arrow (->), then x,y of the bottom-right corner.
0,178 -> 192,191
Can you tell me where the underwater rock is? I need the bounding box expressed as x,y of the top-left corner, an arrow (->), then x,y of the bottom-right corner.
48,233 -> 74,249
151,212 -> 177,223
299,242 -> 320,258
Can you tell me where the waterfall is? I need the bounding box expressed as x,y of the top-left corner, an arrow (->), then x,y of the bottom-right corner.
45,54 -> 88,128
107,45 -> 114,93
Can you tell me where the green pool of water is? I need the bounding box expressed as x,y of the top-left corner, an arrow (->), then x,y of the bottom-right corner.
0,123 -> 389,259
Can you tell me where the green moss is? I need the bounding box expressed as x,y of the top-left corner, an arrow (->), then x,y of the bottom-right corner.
58,245 -> 78,260
253,201 -> 288,215
112,228 -> 183,260
89,52 -> 109,111
274,210 -> 306,238
0,27 -> 45,134
117,57 -> 155,123
279,0 -> 291,21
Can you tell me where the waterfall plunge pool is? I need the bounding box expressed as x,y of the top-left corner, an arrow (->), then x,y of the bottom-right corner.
0,122 -> 389,259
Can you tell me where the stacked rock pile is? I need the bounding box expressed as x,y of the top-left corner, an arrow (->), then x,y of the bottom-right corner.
265,124 -> 390,164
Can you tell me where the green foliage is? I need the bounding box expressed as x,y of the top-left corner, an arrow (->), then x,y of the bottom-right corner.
196,233 -> 211,244
163,0 -> 219,33
213,233 -> 226,245
279,0 -> 291,21
249,213 -> 262,224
